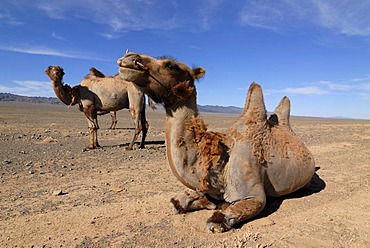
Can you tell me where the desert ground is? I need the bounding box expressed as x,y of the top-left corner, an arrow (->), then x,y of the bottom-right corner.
0,101 -> 369,247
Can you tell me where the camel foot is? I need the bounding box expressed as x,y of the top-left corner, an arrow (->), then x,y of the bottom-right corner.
83,144 -> 101,152
126,146 -> 133,151
206,211 -> 232,233
83,146 -> 95,152
206,197 -> 264,233
170,191 -> 217,213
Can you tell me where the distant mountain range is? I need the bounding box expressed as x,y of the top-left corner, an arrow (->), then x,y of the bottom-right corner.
0,93 -> 62,105
0,93 -> 243,114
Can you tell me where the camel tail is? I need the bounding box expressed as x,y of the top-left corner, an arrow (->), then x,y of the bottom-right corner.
240,82 -> 267,123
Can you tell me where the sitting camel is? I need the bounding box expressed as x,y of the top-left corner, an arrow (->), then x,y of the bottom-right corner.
45,65 -> 150,150
117,52 -> 316,232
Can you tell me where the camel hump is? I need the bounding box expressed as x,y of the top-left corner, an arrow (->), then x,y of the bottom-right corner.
269,96 -> 291,127
241,82 -> 267,123
90,67 -> 105,77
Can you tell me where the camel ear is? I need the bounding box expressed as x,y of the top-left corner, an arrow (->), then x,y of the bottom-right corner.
192,67 -> 206,79
57,67 -> 65,77
272,96 -> 291,127
241,82 -> 267,123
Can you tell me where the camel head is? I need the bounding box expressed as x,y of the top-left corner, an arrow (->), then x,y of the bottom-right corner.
44,65 -> 65,82
117,52 -> 205,105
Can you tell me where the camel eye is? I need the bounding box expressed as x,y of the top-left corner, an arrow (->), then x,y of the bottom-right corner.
165,62 -> 179,71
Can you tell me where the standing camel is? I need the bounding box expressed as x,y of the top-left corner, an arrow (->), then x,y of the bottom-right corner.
45,65 -> 149,150
89,67 -> 156,130
117,52 -> 315,232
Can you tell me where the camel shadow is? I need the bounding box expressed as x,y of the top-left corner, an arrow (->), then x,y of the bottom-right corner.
99,140 -> 165,150
233,167 -> 325,229
119,140 -> 166,148
107,127 -> 135,130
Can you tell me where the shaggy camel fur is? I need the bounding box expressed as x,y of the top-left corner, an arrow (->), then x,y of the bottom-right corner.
45,65 -> 149,150
117,52 -> 316,232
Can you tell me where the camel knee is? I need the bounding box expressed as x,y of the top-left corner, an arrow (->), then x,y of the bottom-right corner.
206,197 -> 265,233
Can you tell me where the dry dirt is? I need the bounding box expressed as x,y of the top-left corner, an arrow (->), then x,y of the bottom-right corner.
0,101 -> 369,248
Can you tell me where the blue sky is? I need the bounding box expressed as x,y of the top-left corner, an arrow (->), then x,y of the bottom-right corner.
1,0 -> 370,119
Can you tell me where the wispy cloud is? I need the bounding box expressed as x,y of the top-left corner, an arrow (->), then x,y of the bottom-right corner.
266,76 -> 370,97
33,0 -> 180,32
0,44 -> 105,60
266,86 -> 327,95
0,12 -> 23,25
0,80 -> 54,97
316,81 -> 356,91
51,32 -> 68,42
3,0 -> 223,37
359,83 -> 370,91
3,0 -> 370,39
239,0 -> 370,37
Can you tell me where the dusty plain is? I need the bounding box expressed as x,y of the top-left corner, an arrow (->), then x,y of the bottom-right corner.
0,101 -> 369,247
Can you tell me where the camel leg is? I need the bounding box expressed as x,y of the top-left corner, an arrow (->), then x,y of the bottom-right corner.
206,197 -> 264,233
170,190 -> 217,213
109,111 -> 117,130
138,106 -> 147,149
84,106 -> 100,150
85,127 -> 96,150
205,146 -> 266,232
93,126 -> 100,148
127,107 -> 146,150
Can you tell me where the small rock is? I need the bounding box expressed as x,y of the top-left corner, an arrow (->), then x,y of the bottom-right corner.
53,190 -> 67,196
41,137 -> 58,143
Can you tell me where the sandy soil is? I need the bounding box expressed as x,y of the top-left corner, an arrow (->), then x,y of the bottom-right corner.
0,101 -> 369,248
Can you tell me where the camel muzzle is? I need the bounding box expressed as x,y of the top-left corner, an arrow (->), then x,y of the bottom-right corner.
117,52 -> 146,71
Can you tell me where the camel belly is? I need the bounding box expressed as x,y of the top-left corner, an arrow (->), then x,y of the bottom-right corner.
100,93 -> 129,110
263,155 -> 315,197
89,84 -> 129,111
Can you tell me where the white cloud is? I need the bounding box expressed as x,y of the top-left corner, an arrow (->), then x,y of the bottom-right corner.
317,81 -> 356,91
33,0 -> 179,32
359,83 -> 370,91
0,12 -> 23,25
0,44 -> 105,60
3,0 -> 223,36
0,81 -> 54,97
266,76 -> 370,97
239,0 -> 370,37
266,86 -> 327,95
313,1 -> 370,36
51,32 -> 68,42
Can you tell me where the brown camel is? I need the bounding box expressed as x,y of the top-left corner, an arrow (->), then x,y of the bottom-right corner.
89,67 -> 156,130
45,65 -> 149,150
117,52 -> 316,232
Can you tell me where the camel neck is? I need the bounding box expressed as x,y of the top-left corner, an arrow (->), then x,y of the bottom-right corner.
164,102 -> 202,190
51,79 -> 72,106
